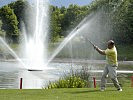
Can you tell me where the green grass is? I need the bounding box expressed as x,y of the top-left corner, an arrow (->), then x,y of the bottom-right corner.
0,87 -> 133,100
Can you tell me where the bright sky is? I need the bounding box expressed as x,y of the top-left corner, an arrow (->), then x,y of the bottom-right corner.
0,0 -> 94,7
49,0 -> 94,7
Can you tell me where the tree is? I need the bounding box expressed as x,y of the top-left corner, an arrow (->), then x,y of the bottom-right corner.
0,6 -> 19,43
0,19 -> 6,38
87,0 -> 133,44
110,0 -> 133,43
50,6 -> 61,42
9,0 -> 28,29
61,4 -> 89,36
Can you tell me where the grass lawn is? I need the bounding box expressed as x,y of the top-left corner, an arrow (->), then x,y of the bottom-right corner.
0,87 -> 133,100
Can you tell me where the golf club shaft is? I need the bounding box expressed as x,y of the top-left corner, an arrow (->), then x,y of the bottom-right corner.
87,39 -> 95,47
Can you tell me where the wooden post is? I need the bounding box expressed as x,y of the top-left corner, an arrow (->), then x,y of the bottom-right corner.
20,78 -> 23,89
131,76 -> 133,87
93,77 -> 96,88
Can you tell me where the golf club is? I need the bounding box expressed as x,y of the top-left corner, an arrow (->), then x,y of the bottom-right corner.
87,38 -> 96,48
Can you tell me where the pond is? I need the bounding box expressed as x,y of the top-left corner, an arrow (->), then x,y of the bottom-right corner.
0,61 -> 83,89
0,60 -> 132,89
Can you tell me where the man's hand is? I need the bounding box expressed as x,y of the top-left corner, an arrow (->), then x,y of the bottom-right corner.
94,45 -> 106,55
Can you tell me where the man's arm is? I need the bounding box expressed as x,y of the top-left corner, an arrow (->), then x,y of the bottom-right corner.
94,46 -> 106,55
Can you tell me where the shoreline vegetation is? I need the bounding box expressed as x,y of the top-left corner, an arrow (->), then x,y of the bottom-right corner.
0,43 -> 133,61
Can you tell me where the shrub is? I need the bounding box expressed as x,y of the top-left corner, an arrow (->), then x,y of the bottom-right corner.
45,69 -> 89,89
45,76 -> 87,89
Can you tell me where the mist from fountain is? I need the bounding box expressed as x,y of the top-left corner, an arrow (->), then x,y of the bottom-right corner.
46,13 -> 95,64
0,37 -> 26,68
47,23 -> 87,65
47,9 -> 112,64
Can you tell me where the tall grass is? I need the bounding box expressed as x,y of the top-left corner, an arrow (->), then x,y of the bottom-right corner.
45,68 -> 90,89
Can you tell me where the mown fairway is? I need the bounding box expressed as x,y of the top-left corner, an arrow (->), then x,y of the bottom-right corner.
0,87 -> 133,100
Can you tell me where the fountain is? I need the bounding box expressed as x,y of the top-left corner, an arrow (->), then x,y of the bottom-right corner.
20,0 -> 97,70
20,0 -> 49,70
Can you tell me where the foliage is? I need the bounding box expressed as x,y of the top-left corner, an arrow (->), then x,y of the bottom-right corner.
61,5 -> 88,34
89,0 -> 133,43
9,0 -> 27,28
49,5 -> 89,42
0,20 -> 6,37
0,5 -> 19,43
46,76 -> 87,89
117,44 -> 133,60
50,6 -> 62,42
45,69 -> 89,89
111,0 -> 133,43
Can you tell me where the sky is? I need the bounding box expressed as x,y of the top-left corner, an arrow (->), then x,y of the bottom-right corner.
0,0 -> 94,7
49,0 -> 94,7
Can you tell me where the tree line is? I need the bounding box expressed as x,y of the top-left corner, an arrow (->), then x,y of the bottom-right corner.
0,0 -> 132,44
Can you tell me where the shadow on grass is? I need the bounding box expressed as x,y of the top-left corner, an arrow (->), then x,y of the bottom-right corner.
65,90 -> 100,94
65,89 -> 117,94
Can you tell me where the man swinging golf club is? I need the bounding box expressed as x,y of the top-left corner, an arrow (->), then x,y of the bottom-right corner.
92,40 -> 122,91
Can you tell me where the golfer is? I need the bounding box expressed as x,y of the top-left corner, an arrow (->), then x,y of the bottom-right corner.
93,40 -> 122,91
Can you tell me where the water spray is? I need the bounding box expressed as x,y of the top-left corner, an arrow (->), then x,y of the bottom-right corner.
80,36 -> 96,49
47,12 -> 98,65
0,37 -> 27,68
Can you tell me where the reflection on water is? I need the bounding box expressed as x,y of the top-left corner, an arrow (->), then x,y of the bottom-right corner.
0,61 -> 82,89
